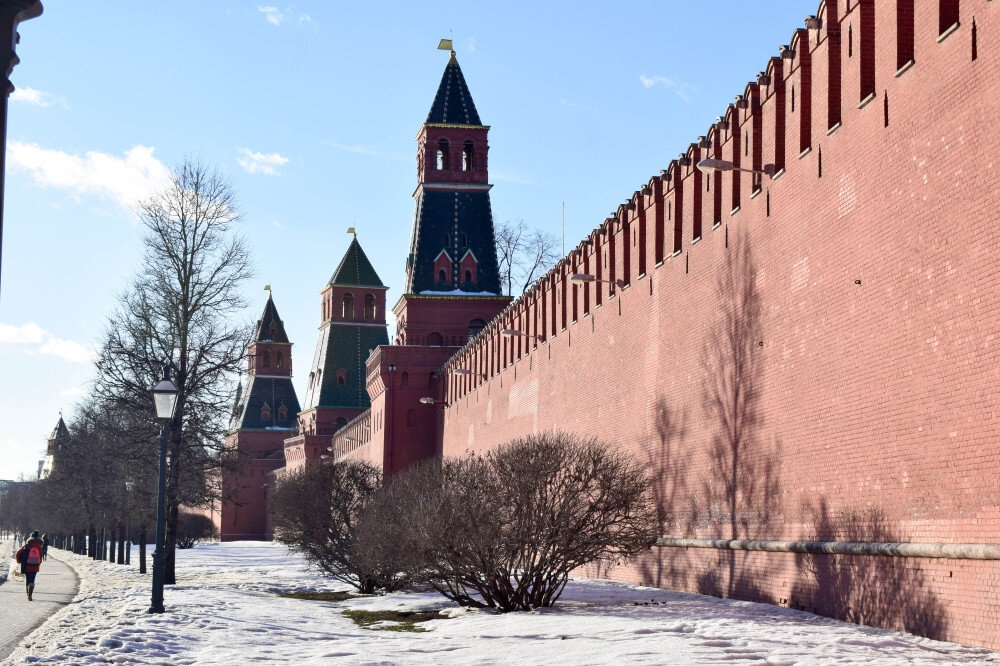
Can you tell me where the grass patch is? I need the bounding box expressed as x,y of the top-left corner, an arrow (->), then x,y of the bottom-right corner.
342,609 -> 450,633
279,591 -> 359,602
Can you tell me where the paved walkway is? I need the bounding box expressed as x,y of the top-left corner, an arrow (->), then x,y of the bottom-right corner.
0,551 -> 79,662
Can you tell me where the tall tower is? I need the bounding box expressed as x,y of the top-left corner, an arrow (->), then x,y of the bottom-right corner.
40,413 -> 68,479
283,236 -> 390,470
220,292 -> 300,540
395,51 -> 511,346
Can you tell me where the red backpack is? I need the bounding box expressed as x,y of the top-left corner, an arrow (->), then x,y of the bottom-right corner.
26,544 -> 41,566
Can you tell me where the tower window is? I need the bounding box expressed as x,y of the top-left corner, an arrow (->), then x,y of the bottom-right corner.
342,292 -> 354,318
437,139 -> 450,170
427,332 -> 444,346
261,350 -> 270,368
401,371 -> 409,387
465,270 -> 472,283
439,269 -> 447,283
462,141 -> 474,171
337,369 -> 347,385
336,417 -> 348,428
468,318 -> 487,339
364,293 -> 376,320
277,405 -> 288,421
407,409 -> 416,427
260,403 -> 271,421
276,351 -> 283,368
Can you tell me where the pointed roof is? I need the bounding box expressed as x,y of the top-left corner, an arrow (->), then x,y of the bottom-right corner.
425,54 -> 482,126
253,294 -> 290,343
49,415 -> 69,442
329,236 -> 385,288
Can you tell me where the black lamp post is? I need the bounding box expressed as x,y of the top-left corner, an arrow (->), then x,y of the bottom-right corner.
148,363 -> 178,614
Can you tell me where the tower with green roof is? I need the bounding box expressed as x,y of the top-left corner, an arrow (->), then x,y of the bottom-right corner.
285,236 -> 389,469
394,50 -> 511,347
221,291 -> 300,540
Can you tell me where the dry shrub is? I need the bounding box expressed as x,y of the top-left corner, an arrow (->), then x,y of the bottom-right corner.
270,460 -> 395,593
175,511 -> 216,549
364,432 -> 658,610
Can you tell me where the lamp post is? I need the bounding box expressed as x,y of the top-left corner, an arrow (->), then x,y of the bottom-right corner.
453,368 -> 487,380
419,397 -> 450,406
500,328 -> 544,342
570,273 -> 625,290
696,158 -> 776,177
148,363 -> 179,614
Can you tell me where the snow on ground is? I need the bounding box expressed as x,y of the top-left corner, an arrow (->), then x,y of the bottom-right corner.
5,541 -> 998,665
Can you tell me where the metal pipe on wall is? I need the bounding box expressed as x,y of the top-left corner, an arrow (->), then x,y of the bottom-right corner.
656,537 -> 1000,561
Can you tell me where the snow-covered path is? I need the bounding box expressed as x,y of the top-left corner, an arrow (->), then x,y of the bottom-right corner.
5,542 -> 997,665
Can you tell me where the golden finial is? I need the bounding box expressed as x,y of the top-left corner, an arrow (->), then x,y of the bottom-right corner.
347,227 -> 357,238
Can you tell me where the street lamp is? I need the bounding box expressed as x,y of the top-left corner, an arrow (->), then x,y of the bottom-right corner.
419,397 -> 450,406
148,362 -> 178,614
570,273 -> 625,290
453,368 -> 487,379
696,158 -> 776,177
500,329 -> 544,341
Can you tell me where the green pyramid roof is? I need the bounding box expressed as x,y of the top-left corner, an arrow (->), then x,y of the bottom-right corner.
253,294 -> 290,343
425,54 -> 482,126
329,236 -> 385,288
49,415 -> 69,442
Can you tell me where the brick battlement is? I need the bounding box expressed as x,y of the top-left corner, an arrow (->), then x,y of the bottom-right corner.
432,1 -> 1000,650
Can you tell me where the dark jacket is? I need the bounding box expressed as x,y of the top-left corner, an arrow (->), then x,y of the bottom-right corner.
16,538 -> 45,573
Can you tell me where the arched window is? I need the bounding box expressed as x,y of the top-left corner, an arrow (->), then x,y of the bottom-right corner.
465,270 -> 472,283
337,369 -> 347,385
260,403 -> 271,422
437,139 -> 449,170
268,322 -> 278,340
461,233 -> 468,247
336,417 -> 348,428
276,351 -> 283,369
462,141 -> 474,171
364,294 -> 376,320
427,332 -> 444,346
407,409 -> 416,427
261,350 -> 270,368
401,371 -> 409,387
439,269 -> 447,283
468,318 -> 487,338
277,404 -> 288,421
342,293 -> 354,318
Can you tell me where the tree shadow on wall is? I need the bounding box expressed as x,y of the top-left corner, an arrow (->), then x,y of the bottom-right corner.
637,398 -> 691,588
697,230 -> 783,603
789,499 -> 949,641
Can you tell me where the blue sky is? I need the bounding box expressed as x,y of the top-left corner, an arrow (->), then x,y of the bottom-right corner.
0,1 -> 812,478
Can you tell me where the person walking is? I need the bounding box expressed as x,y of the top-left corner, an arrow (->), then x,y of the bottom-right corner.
15,531 -> 45,601
41,533 -> 49,560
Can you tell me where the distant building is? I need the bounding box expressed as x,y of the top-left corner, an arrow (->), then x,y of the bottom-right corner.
39,413 -> 68,479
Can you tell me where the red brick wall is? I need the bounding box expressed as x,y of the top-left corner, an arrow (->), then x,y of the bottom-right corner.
435,1 -> 1000,649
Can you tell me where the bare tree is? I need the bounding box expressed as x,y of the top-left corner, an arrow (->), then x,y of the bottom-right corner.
94,158 -> 253,584
495,219 -> 560,295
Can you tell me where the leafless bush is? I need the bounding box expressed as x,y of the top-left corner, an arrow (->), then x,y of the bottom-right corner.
373,433 -> 658,611
270,460 -> 391,593
175,512 -> 216,549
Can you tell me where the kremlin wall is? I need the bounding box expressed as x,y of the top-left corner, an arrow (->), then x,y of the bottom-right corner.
221,0 -> 1000,650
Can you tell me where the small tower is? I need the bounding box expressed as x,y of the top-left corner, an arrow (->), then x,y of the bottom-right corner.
40,413 -> 69,479
220,292 -> 301,540
283,236 -> 390,470
397,52 -> 510,346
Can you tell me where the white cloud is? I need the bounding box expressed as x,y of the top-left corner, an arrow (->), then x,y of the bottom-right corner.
236,148 -> 289,175
298,13 -> 313,25
8,141 -> 170,209
466,37 -> 476,53
272,220 -> 284,229
257,5 -> 284,25
10,86 -> 64,107
0,322 -> 95,364
639,74 -> 699,103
